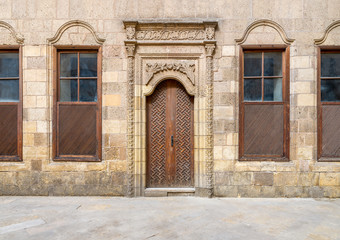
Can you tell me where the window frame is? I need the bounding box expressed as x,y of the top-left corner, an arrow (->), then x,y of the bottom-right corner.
239,45 -> 290,162
52,46 -> 102,162
317,46 -> 340,162
0,46 -> 22,162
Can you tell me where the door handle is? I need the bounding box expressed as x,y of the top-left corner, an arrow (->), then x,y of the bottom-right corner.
171,135 -> 174,147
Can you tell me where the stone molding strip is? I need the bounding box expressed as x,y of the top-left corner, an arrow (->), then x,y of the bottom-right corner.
314,20 -> 340,45
47,20 -> 105,44
0,21 -> 24,44
235,19 -> 295,45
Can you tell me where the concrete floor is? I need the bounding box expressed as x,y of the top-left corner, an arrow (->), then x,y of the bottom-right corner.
0,197 -> 339,240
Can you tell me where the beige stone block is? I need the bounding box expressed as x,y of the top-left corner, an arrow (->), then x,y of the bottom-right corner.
214,160 -> 235,172
319,173 -> 340,186
226,133 -> 238,146
103,120 -> 121,134
103,95 -> 121,106
109,161 -> 127,172
36,121 -> 48,133
24,46 -> 41,57
24,96 -> 37,108
34,133 -> 48,147
26,82 -> 46,96
103,71 -> 118,83
214,146 -> 223,160
297,69 -> 314,81
86,163 -> 106,171
274,172 -> 298,186
23,121 -> 37,133
25,109 -> 48,121
291,56 -> 311,69
23,134 -> 34,147
293,82 -> 312,94
222,146 -> 236,160
328,0 -> 340,18
36,96 -> 47,108
296,94 -> 315,107
296,147 -> 313,160
235,162 -> 261,172
222,46 -> 235,57
213,106 -> 234,119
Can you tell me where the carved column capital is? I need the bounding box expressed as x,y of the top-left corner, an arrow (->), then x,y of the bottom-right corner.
124,21 -> 137,41
205,44 -> 216,57
125,44 -> 136,57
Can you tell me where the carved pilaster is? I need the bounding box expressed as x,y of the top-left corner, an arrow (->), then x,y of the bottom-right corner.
125,44 -> 136,197
205,44 -> 215,197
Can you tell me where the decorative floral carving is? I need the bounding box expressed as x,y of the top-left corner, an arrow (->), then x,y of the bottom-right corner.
205,26 -> 215,40
205,44 -> 215,198
126,26 -> 136,40
126,44 -> 136,197
136,30 -> 205,40
126,44 -> 136,57
145,63 -> 195,83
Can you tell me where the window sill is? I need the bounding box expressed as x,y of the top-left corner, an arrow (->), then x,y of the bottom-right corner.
0,155 -> 21,162
318,157 -> 340,162
54,156 -> 101,162
239,156 -> 289,162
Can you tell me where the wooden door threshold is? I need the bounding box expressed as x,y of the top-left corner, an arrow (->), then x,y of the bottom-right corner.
144,188 -> 195,197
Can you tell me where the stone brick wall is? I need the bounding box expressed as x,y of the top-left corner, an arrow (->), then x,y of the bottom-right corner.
0,0 -> 339,197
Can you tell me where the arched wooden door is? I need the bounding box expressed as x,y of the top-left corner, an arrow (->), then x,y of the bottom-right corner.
146,80 -> 194,188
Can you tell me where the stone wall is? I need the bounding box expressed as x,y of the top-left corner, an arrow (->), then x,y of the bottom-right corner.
0,0 -> 339,197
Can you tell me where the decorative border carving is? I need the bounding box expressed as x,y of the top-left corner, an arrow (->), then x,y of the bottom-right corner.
126,44 -> 136,197
0,21 -> 24,44
205,43 -> 215,198
144,72 -> 196,97
235,19 -> 295,45
47,20 -> 105,44
124,21 -> 217,43
314,20 -> 340,45
145,62 -> 195,85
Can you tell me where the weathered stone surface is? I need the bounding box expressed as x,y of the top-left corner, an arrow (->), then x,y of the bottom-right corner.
254,172 -> 274,186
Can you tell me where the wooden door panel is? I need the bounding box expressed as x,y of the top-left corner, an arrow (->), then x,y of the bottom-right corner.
147,80 -> 194,188
147,81 -> 167,187
174,82 -> 194,187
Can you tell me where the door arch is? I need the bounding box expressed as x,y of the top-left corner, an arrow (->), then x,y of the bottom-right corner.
146,80 -> 194,187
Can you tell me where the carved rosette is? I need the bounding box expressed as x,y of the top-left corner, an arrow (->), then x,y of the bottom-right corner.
205,44 -> 215,197
126,44 -> 136,197
145,62 -> 195,84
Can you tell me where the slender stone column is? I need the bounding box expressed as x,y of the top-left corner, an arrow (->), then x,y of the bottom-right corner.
126,44 -> 136,197
205,44 -> 215,198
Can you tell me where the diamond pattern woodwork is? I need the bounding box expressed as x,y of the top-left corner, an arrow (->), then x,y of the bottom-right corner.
147,80 -> 194,188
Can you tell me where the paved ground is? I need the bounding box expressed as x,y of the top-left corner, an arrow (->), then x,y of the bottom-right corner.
0,197 -> 339,240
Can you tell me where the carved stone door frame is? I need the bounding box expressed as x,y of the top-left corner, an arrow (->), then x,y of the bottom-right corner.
124,21 -> 217,197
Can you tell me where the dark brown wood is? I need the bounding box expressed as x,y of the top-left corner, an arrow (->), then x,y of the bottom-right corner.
321,105 -> 340,158
146,80 -> 194,188
244,105 -> 284,156
58,104 -> 97,155
53,47 -> 101,161
0,47 -> 22,162
0,105 -> 18,156
239,46 -> 289,161
317,48 -> 340,161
